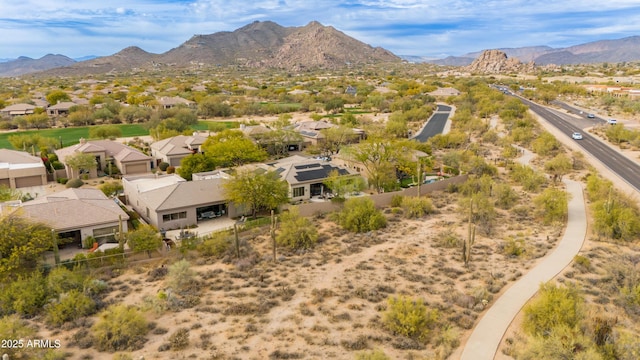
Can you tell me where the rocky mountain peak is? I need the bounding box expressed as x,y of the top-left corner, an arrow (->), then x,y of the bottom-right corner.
465,49 -> 535,74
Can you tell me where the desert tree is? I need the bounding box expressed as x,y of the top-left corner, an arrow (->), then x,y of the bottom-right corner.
64,152 -> 97,178
534,187 -> 569,225
323,170 -> 366,200
92,304 -> 149,352
224,169 -> 289,219
544,153 -> 572,183
127,225 -> 163,257
0,214 -> 53,280
334,197 -> 386,233
89,124 -> 122,139
201,129 -> 268,168
177,153 -> 216,181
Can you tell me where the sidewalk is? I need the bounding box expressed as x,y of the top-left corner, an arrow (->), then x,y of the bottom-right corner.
458,150 -> 587,360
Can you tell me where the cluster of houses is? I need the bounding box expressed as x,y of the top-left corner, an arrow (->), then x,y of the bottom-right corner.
0,121 -> 373,248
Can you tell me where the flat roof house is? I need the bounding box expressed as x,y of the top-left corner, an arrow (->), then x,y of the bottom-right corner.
150,134 -> 208,167
56,139 -> 152,179
0,149 -> 47,190
17,188 -> 129,247
122,174 -> 240,230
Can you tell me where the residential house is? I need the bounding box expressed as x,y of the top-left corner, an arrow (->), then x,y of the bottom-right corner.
241,124 -> 305,153
157,96 -> 196,110
47,101 -> 78,117
428,87 -> 461,97
292,120 -> 365,149
0,103 -> 36,117
56,139 -> 152,179
150,134 -> 208,167
122,173 -> 239,230
16,188 -> 129,247
0,149 -> 47,189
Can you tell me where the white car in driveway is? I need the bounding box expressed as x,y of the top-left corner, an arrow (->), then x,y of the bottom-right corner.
571,132 -> 583,140
608,119 -> 617,125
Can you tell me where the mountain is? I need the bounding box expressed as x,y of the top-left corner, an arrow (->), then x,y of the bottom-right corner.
0,54 -> 75,77
31,21 -> 400,77
428,36 -> 640,66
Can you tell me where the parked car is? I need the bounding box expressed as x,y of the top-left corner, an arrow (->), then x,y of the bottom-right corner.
571,132 -> 583,140
608,119 -> 617,125
587,113 -> 595,118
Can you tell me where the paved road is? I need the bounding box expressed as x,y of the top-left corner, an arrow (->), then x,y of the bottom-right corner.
518,97 -> 640,193
412,104 -> 452,142
460,148 -> 587,359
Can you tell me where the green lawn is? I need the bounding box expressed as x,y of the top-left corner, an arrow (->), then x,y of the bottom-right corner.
0,121 -> 242,150
0,124 -> 149,150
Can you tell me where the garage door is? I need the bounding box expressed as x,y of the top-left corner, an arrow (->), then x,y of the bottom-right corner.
170,157 -> 182,167
0,178 -> 9,187
124,163 -> 148,174
15,175 -> 44,188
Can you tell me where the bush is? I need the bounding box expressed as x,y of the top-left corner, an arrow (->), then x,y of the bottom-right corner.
534,187 -> 568,225
400,196 -> 434,218
523,282 -> 584,337
45,290 -> 96,326
166,166 -> 176,174
57,177 -> 68,184
168,328 -> 190,350
335,197 -> 386,233
0,315 -> 37,359
47,266 -> 86,295
158,162 -> 170,171
92,305 -> 149,352
383,295 -> 438,340
355,349 -> 391,360
66,178 -> 84,188
276,207 -> 318,250
0,272 -> 48,317
197,232 -> 231,258
166,259 -> 197,293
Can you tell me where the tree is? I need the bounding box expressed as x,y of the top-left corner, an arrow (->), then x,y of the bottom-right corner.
319,125 -> 356,156
177,153 -> 216,181
523,282 -> 584,338
45,90 -> 71,105
224,170 -> 289,219
202,129 -> 268,168
276,207 -> 318,250
0,184 -> 22,202
89,124 -> 122,139
345,138 -> 411,193
64,152 -> 97,178
323,170 -> 366,200
0,271 -> 48,317
335,197 -> 387,233
25,112 -> 50,129
99,180 -> 123,196
0,214 -> 52,280
544,153 -> 572,183
127,225 -> 162,257
534,187 -> 569,225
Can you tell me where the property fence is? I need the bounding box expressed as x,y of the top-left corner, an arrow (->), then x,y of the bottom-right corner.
295,174 -> 469,217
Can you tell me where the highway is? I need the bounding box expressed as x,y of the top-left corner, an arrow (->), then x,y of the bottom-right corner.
518,97 -> 640,192
412,104 -> 451,142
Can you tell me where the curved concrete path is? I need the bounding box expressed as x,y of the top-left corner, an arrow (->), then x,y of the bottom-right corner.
459,149 -> 587,360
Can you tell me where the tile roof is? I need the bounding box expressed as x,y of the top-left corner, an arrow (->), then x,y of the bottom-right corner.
150,135 -> 207,156
0,149 -> 44,164
19,188 -> 129,231
134,177 -> 228,211
56,140 -> 151,163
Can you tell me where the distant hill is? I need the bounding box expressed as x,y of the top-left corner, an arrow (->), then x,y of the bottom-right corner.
0,54 -> 75,77
31,21 -> 400,77
427,36 -> 640,66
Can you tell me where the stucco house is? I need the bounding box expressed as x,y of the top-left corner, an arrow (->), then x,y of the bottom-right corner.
56,139 -> 153,179
0,149 -> 48,189
46,101 -> 78,117
16,188 -> 129,247
122,173 -> 240,230
150,134 -> 208,167
157,96 -> 196,110
0,103 -> 37,117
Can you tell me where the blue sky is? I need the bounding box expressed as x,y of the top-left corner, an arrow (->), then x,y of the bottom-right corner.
2,0 -> 640,60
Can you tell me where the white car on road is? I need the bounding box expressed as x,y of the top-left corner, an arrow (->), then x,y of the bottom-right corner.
571,132 -> 583,140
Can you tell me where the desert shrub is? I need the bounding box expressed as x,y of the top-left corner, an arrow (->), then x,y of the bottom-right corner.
168,327 -> 190,350
66,178 -> 84,188
0,315 -> 37,358
502,236 -> 527,258
531,131 -> 561,156
516,324 -> 599,360
383,295 -> 438,340
355,349 -> 390,360
534,187 -> 568,225
166,259 -> 197,292
400,196 -> 434,218
158,162 -> 170,171
391,194 -> 404,208
46,266 -> 87,295
573,255 -> 591,273
0,271 -> 48,317
434,229 -> 462,248
57,177 -> 68,184
276,207 -> 318,250
92,304 -> 149,352
46,290 -> 96,326
494,183 -> 519,209
99,181 -> 123,196
166,166 -> 176,174
197,232 -> 231,258
510,164 -> 546,192
523,282 -> 584,337
335,197 -> 387,233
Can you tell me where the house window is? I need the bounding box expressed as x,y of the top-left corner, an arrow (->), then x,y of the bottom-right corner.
292,187 -> 305,197
162,211 -> 187,222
